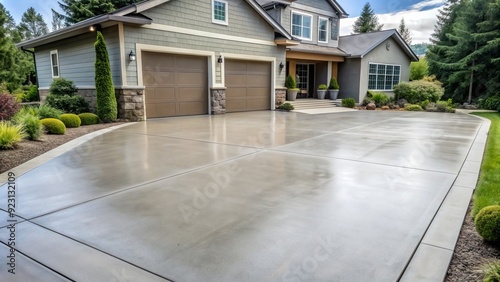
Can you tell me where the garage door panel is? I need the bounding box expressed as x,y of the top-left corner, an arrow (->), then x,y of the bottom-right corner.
155,72 -> 175,85
176,56 -> 207,70
153,87 -> 176,101
143,71 -> 156,85
178,88 -> 208,101
177,72 -> 207,85
225,60 -> 271,112
179,102 -> 208,116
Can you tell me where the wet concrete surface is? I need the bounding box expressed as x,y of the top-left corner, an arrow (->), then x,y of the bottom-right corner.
0,111 -> 484,281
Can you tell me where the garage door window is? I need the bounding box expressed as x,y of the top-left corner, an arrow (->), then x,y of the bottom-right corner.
212,0 -> 228,25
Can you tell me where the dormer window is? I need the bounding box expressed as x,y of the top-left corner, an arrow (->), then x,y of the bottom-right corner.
291,11 -> 312,40
318,17 -> 328,43
212,0 -> 228,25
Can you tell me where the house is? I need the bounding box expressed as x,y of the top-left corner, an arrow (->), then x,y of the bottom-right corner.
258,0 -> 349,98
337,29 -> 419,103
17,0 -> 299,121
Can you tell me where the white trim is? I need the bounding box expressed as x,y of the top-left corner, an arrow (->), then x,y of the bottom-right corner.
291,10 -> 313,41
318,17 -> 328,44
327,61 -> 332,80
144,23 -> 276,46
118,23 -> 127,86
220,53 -> 276,110
290,3 -> 336,17
50,50 -> 60,78
212,0 -> 228,26
367,62 -> 402,91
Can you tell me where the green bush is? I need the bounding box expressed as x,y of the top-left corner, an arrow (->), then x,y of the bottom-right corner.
328,77 -> 339,90
479,96 -> 500,111
419,100 -> 430,110
59,114 -> 81,128
41,118 -> 66,135
362,96 -> 372,106
405,104 -> 423,111
318,84 -> 328,90
12,112 -> 43,140
45,94 -> 90,114
95,31 -> 118,122
78,113 -> 100,125
285,75 -> 297,89
342,98 -> 356,108
475,205 -> 500,242
482,261 -> 500,282
371,92 -> 389,107
394,80 -> 444,104
0,121 -> 26,149
23,85 -> 39,102
38,105 -> 63,119
49,77 -> 78,96
436,101 -> 448,112
277,103 -> 294,111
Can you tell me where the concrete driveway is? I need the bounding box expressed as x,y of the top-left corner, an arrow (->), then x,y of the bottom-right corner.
0,111 -> 487,281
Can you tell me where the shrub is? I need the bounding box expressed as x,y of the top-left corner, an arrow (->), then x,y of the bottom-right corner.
410,57 -> 428,81
328,77 -> 339,90
277,103 -> 294,111
445,107 -> 456,113
285,75 -> 297,89
482,261 -> 500,282
12,112 -> 43,140
404,104 -> 423,111
59,114 -> 81,128
78,113 -> 100,125
419,100 -> 430,110
479,96 -> 500,111
45,94 -> 90,114
362,96 -> 372,106
23,85 -> 39,102
41,118 -> 66,135
318,84 -> 328,90
38,105 -> 63,119
95,31 -> 118,122
49,77 -> 78,96
0,93 -> 20,120
436,101 -> 448,112
371,92 -> 389,107
342,98 -> 356,108
394,80 -> 444,104
0,121 -> 26,149
475,205 -> 500,243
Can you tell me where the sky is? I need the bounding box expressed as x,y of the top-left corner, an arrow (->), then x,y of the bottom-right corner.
2,0 -> 443,43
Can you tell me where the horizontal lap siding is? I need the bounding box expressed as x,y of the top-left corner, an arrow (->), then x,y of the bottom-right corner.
295,0 -> 332,11
35,26 -> 121,88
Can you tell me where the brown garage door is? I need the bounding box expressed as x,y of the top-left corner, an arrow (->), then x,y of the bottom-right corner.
225,60 -> 271,112
142,52 -> 208,118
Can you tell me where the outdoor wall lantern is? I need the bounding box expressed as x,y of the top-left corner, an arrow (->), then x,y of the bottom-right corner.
279,62 -> 284,70
218,55 -> 223,64
89,24 -> 101,32
129,50 -> 136,61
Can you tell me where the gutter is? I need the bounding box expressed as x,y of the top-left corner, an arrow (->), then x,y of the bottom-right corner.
20,47 -> 39,100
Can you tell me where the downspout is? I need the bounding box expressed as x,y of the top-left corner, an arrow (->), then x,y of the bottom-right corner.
21,47 -> 39,100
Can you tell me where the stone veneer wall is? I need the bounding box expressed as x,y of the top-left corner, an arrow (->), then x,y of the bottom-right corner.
115,88 -> 145,121
210,88 -> 226,115
275,88 -> 286,108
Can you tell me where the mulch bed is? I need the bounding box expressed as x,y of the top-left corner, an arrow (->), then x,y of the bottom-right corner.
445,201 -> 500,281
0,122 -> 125,174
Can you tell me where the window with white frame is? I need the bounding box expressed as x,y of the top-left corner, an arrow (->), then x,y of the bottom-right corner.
212,0 -> 228,25
291,11 -> 312,40
50,50 -> 60,78
368,63 -> 401,90
318,17 -> 328,43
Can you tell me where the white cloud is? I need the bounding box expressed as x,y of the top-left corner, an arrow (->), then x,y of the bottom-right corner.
340,0 -> 443,44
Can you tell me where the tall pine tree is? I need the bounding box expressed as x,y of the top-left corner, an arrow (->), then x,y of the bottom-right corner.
56,0 -> 140,25
18,7 -> 49,40
352,2 -> 384,34
398,18 -> 412,45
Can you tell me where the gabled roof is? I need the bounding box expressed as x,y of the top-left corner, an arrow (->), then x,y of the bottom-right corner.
257,0 -> 348,18
338,29 -> 419,62
17,0 -> 294,48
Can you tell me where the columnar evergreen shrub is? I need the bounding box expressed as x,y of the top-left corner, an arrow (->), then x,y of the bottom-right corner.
94,31 -> 117,122
285,75 -> 297,89
328,77 -> 340,90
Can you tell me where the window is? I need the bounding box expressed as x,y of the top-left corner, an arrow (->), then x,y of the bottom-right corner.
330,17 -> 339,40
50,50 -> 60,78
291,11 -> 312,40
212,0 -> 228,25
368,63 -> 401,90
318,17 -> 328,43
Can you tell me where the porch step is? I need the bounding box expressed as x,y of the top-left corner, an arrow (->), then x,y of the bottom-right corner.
286,99 -> 341,110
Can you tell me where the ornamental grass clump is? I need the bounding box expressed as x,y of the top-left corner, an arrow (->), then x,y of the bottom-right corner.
0,121 -> 26,149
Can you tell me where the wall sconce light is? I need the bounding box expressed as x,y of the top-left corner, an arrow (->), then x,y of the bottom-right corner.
279,62 -> 284,70
217,55 -> 223,64
89,24 -> 101,32
129,50 -> 136,61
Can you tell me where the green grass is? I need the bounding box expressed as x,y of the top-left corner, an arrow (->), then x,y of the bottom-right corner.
472,112 -> 500,216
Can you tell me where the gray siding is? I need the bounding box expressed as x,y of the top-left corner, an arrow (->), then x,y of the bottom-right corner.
295,0 -> 332,11
360,37 -> 412,101
35,26 -> 121,89
338,58 -> 362,102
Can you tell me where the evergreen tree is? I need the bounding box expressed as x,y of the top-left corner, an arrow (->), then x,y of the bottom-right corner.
352,2 -> 384,33
52,9 -> 65,31
18,7 -> 49,40
398,18 -> 412,45
57,0 -> 140,25
94,31 -> 117,122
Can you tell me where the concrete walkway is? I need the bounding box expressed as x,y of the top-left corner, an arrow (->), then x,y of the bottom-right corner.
0,111 -> 489,281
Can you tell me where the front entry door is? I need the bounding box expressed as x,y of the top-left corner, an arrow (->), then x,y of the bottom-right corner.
296,64 -> 315,98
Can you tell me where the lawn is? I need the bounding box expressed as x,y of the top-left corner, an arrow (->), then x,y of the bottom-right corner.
472,112 -> 500,216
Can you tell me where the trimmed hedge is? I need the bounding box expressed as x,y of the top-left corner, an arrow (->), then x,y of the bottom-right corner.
41,118 -> 66,135
475,205 -> 500,243
59,114 -> 81,128
78,113 -> 100,125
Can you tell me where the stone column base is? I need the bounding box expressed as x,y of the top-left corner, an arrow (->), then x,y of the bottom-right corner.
210,88 -> 226,115
275,87 -> 287,108
115,87 -> 145,121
